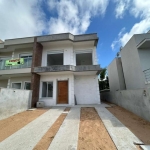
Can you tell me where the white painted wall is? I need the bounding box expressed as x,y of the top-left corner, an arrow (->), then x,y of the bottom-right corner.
0,88 -> 32,120
138,49 -> 150,71
74,75 -> 100,104
10,76 -> 31,89
41,41 -> 97,66
0,80 -> 8,88
39,73 -> 74,106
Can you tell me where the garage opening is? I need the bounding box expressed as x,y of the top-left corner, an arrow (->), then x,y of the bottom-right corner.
76,53 -> 93,65
47,53 -> 63,66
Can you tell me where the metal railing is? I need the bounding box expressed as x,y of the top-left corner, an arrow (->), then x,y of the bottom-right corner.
143,68 -> 150,83
0,57 -> 32,70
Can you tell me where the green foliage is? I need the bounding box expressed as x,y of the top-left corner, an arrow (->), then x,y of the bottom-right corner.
99,69 -> 109,90
100,69 -> 106,81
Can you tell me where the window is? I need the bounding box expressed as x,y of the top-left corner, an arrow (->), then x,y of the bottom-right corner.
42,82 -> 53,97
47,53 -> 63,66
24,82 -> 31,90
12,82 -> 21,89
76,53 -> 93,65
19,53 -> 32,67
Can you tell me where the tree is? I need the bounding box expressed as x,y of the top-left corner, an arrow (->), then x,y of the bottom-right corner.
100,68 -> 106,81
99,68 -> 109,90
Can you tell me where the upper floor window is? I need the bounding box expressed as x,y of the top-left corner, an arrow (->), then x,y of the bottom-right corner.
47,51 -> 63,66
76,52 -> 93,65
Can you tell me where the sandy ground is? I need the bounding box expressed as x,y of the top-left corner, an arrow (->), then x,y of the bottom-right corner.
0,109 -> 48,142
107,105 -> 150,145
33,108 -> 70,150
78,107 -> 117,150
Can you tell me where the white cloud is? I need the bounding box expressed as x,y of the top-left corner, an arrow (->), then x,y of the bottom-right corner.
114,0 -> 131,18
47,0 -> 109,34
111,0 -> 150,50
0,0 -> 109,40
0,0 -> 46,41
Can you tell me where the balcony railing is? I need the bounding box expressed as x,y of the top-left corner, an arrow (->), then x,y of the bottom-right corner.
0,57 -> 32,70
143,68 -> 150,83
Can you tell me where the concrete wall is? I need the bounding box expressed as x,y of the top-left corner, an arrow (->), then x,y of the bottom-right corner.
121,36 -> 146,89
0,88 -> 32,120
138,48 -> 150,71
39,73 -> 74,106
10,76 -> 31,89
108,58 -> 126,91
0,80 -> 8,88
74,75 -> 100,104
101,89 -> 150,122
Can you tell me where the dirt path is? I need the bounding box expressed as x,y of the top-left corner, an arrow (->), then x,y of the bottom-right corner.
33,108 -> 70,150
78,107 -> 117,150
107,105 -> 150,144
0,109 -> 48,142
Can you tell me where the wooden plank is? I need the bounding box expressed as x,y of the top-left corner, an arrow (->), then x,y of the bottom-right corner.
57,81 -> 68,104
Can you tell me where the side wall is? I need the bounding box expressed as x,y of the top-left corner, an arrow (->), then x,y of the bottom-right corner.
138,48 -> 150,71
121,36 -> 146,89
0,80 -> 8,88
0,88 -> 32,120
101,89 -> 150,122
108,58 -> 125,91
39,73 -> 74,106
74,75 -> 100,104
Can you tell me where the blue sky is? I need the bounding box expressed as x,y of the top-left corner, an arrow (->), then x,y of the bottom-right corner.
0,0 -> 150,68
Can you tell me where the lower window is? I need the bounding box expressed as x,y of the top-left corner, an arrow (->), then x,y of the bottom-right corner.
24,82 -> 31,90
12,83 -> 21,89
42,82 -> 53,97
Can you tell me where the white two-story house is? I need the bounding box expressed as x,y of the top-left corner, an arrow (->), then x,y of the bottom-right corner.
0,33 -> 101,107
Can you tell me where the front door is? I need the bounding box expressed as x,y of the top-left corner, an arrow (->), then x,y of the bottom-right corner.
57,81 -> 68,104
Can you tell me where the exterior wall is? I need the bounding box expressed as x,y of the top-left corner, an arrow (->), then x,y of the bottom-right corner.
108,58 -> 125,91
74,75 -> 100,104
39,73 -> 74,106
0,80 -> 8,88
10,76 -> 31,89
31,40 -> 43,107
13,48 -> 33,58
0,88 -> 32,120
101,89 -> 150,122
41,42 -> 97,67
121,36 -> 146,89
138,48 -> 150,71
42,42 -> 74,66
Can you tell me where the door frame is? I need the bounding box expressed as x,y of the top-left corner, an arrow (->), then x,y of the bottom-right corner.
57,80 -> 69,104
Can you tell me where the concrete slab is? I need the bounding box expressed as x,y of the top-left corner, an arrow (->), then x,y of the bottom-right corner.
95,106 -> 143,150
140,145 -> 150,150
48,107 -> 80,150
0,107 -> 65,150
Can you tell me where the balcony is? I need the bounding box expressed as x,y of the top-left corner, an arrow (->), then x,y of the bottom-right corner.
0,57 -> 32,70
33,65 -> 101,75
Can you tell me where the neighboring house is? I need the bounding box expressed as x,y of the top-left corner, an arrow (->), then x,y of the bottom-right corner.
0,33 -> 101,107
108,31 -> 150,91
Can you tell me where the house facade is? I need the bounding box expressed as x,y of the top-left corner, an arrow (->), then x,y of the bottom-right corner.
108,31 -> 150,91
0,33 -> 101,107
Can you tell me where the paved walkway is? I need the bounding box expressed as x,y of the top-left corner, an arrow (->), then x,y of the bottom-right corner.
48,107 -> 81,150
95,106 -> 143,150
0,105 -> 144,150
0,107 -> 65,150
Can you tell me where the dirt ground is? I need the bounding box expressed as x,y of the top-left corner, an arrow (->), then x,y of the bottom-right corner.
78,107 -> 117,150
0,109 -> 48,142
33,108 -> 70,150
107,105 -> 150,145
